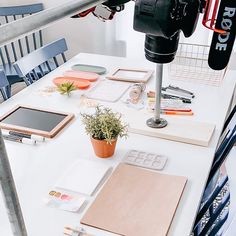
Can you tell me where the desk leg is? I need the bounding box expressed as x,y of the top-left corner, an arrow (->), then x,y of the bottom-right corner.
0,129 -> 27,236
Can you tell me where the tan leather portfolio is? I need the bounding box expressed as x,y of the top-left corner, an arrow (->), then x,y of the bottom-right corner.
81,164 -> 187,236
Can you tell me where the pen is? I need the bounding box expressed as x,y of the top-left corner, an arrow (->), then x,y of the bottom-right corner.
163,89 -> 193,99
161,92 -> 192,103
161,110 -> 194,115
148,96 -> 191,104
147,91 -> 192,103
162,108 -> 192,112
168,85 -> 195,97
148,105 -> 192,112
3,130 -> 45,142
2,134 -> 36,145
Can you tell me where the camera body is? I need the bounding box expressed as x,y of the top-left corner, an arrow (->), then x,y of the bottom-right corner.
133,0 -> 200,63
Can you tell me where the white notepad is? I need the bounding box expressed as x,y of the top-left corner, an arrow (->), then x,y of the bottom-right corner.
56,159 -> 111,196
86,79 -> 131,102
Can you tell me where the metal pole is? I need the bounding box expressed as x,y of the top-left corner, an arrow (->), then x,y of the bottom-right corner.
0,129 -> 27,236
146,63 -> 168,128
154,63 -> 163,121
0,0 -> 105,47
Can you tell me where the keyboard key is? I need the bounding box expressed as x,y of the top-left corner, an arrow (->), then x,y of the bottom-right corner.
138,152 -> 146,158
143,159 -> 152,166
135,157 -> 144,164
127,156 -> 136,162
129,150 -> 139,157
152,161 -> 161,167
146,154 -> 156,160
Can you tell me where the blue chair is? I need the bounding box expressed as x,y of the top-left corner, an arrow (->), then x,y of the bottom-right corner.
0,3 -> 44,85
0,70 -> 10,101
13,38 -> 68,86
193,105 -> 236,236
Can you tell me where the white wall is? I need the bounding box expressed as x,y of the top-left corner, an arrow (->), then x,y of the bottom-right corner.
115,2 -> 236,67
2,0 -> 236,65
116,2 -> 212,60
2,0 -> 121,58
42,0 -> 119,58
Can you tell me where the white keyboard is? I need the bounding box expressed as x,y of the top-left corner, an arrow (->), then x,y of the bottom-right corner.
123,150 -> 167,170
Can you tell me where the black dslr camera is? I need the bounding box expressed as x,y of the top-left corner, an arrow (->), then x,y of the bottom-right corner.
133,0 -> 201,63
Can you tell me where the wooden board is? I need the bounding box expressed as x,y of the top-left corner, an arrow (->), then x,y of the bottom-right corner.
115,107 -> 215,147
81,164 -> 187,236
0,105 -> 74,138
128,114 -> 215,147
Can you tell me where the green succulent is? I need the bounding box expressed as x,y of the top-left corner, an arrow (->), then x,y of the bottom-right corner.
81,106 -> 128,144
57,82 -> 77,96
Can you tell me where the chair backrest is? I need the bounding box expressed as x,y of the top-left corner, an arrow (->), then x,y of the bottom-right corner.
207,105 -> 236,186
13,38 -> 68,85
0,70 -> 10,100
0,3 -> 44,68
193,105 -> 236,236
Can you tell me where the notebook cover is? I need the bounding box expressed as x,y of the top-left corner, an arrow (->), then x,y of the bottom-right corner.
81,163 -> 187,236
56,159 -> 111,196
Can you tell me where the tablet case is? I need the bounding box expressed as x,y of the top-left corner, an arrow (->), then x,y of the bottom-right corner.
81,163 -> 187,236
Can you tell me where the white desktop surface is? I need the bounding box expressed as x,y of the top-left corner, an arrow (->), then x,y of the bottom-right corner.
0,53 -> 235,236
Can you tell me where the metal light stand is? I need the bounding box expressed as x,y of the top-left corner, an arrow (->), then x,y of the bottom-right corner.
146,63 -> 168,128
0,0 -> 105,235
0,129 -> 27,236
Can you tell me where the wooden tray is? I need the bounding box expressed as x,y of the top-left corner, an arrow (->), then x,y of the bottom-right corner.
53,77 -> 90,89
64,70 -> 99,82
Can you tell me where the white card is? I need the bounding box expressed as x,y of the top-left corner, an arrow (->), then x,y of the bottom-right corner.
56,159 -> 111,196
86,79 -> 131,102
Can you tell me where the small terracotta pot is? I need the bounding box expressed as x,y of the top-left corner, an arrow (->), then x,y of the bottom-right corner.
90,137 -> 117,158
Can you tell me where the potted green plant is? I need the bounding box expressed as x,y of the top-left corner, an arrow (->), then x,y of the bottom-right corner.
81,106 -> 128,158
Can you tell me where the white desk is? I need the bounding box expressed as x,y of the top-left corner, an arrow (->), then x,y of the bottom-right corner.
0,53 -> 235,236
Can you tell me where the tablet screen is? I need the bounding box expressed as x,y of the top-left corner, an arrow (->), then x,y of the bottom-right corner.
1,107 -> 67,132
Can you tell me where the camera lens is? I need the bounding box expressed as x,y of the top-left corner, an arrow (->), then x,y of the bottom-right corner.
144,33 -> 180,63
